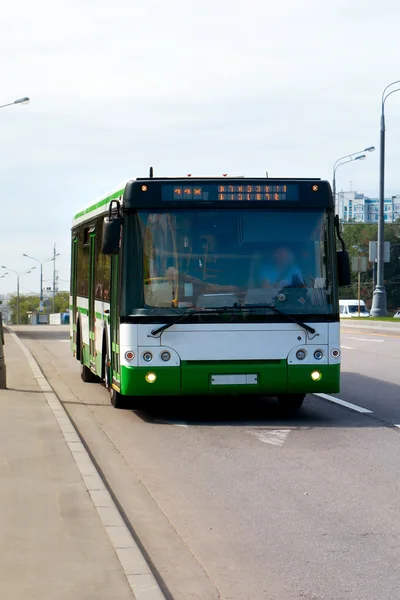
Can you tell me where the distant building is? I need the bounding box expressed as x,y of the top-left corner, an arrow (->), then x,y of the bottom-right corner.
338,191 -> 400,223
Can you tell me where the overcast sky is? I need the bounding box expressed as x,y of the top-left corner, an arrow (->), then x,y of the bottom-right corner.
1,0 -> 400,295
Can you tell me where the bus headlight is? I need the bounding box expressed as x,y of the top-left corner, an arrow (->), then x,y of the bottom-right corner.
311,371 -> 322,381
145,372 -> 157,383
314,350 -> 323,360
296,349 -> 306,361
143,351 -> 153,362
160,351 -> 171,362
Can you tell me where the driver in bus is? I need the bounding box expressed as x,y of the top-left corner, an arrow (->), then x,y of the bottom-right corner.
259,246 -> 305,289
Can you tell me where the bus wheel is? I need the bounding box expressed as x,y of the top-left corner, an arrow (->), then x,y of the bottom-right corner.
81,363 -> 98,383
277,394 -> 305,410
104,351 -> 125,409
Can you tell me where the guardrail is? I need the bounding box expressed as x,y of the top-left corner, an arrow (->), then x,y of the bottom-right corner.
0,312 -> 6,389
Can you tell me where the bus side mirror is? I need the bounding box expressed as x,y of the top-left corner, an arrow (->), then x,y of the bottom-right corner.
102,216 -> 121,255
337,250 -> 351,287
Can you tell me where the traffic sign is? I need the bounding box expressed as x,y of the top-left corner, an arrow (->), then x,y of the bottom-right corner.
369,241 -> 390,263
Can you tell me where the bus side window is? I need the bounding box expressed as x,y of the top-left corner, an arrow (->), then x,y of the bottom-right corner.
340,305 -> 344,314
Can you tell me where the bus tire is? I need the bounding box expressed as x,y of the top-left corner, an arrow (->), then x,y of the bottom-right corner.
277,394 -> 305,410
75,320 -> 81,362
81,363 -> 98,383
103,348 -> 126,409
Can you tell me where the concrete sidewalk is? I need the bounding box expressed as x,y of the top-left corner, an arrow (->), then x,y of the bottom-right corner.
0,331 -> 134,600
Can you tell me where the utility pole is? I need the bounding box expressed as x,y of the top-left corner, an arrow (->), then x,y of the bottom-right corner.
357,254 -> 361,317
53,243 -> 56,313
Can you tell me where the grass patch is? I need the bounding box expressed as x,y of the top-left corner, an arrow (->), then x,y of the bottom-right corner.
347,316 -> 399,322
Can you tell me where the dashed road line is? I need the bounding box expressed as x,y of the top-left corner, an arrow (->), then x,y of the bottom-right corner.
315,393 -> 373,414
8,329 -> 166,600
341,345 -> 355,350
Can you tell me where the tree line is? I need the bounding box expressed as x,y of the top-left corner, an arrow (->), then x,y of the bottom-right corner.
5,291 -> 69,324
340,222 -> 400,312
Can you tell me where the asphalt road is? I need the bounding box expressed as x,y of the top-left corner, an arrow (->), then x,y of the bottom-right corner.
11,324 -> 400,600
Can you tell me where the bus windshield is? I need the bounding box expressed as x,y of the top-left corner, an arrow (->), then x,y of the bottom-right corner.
122,209 -> 336,316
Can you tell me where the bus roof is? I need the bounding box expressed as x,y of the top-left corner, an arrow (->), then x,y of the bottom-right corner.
72,182 -> 127,227
72,176 -> 330,228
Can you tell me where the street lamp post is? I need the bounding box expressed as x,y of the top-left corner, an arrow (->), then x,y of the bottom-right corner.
371,80 -> 400,317
332,146 -> 375,216
0,97 -> 30,110
22,251 -> 60,309
1,267 -> 36,324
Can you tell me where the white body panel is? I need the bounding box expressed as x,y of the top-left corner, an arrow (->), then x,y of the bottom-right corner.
119,321 -> 341,367
75,296 -> 341,368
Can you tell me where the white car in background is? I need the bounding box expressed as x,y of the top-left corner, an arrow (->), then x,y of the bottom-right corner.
394,310 -> 400,319
339,299 -> 370,318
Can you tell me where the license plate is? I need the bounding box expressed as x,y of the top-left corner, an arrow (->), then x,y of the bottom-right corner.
211,374 -> 258,385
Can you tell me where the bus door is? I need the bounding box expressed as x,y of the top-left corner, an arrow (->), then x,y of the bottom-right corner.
71,233 -> 78,354
110,255 -> 121,388
88,227 -> 96,368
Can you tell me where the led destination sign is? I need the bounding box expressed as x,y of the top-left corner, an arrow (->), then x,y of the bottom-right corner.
161,183 -> 299,202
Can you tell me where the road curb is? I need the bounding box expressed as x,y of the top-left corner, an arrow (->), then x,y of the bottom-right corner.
7,327 -> 167,600
340,321 -> 400,334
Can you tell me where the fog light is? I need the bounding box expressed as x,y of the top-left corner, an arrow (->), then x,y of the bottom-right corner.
311,370 -> 322,381
160,351 -> 171,362
296,349 -> 306,360
331,348 -> 340,358
145,372 -> 157,383
314,350 -> 323,360
143,351 -> 153,362
125,350 -> 135,361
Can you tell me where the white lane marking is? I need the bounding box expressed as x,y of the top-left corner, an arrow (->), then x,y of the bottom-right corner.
246,429 -> 291,446
341,345 -> 355,350
8,329 -> 166,600
59,340 -> 70,343
315,393 -> 373,414
346,337 -> 384,343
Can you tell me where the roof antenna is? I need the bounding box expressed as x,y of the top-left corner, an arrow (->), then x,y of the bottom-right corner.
266,171 -> 269,178
149,166 -> 154,178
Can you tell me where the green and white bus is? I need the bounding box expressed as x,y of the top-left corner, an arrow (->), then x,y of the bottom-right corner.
70,173 -> 350,410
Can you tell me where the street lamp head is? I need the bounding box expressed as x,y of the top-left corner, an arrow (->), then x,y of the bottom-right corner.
1,266 -> 7,269
14,97 -> 30,105
355,154 -> 366,161
364,146 -> 375,153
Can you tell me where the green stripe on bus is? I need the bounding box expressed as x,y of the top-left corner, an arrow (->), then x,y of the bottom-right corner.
112,342 -> 120,353
95,312 -> 109,321
73,188 -> 124,221
77,306 -> 88,315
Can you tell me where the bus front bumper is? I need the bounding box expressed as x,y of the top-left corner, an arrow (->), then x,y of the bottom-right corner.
120,362 -> 340,397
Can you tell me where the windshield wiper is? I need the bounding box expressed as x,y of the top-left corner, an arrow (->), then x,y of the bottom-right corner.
241,303 -> 316,335
149,303 -> 315,337
149,306 -> 238,337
